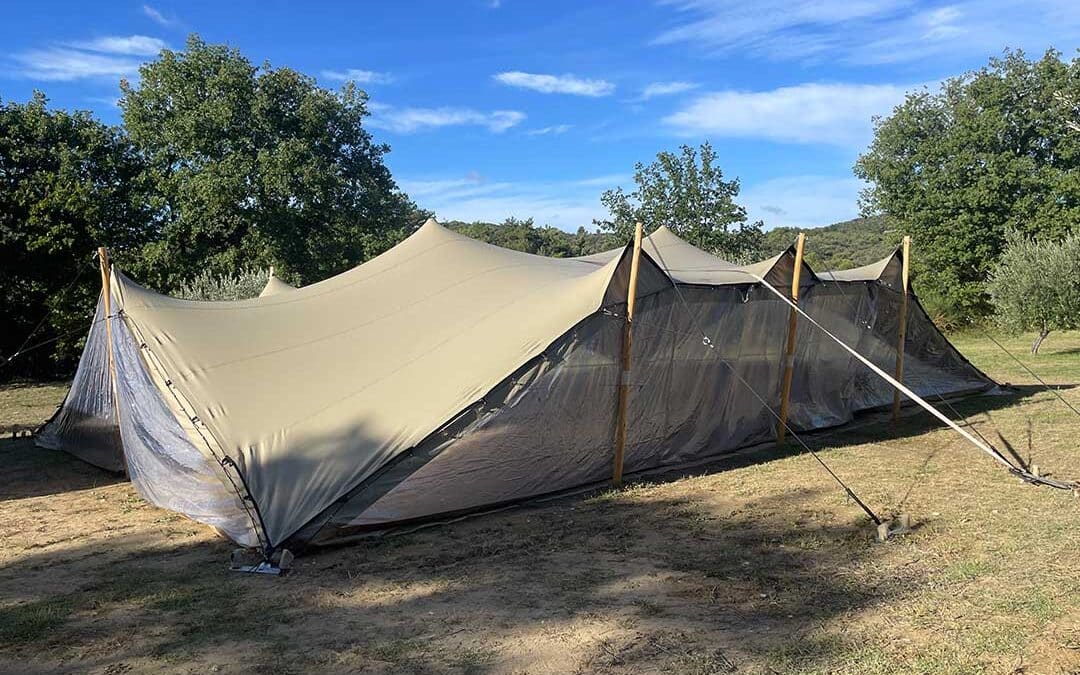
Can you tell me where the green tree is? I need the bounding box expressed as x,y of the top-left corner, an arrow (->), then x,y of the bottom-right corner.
175,268 -> 268,301
855,49 -> 1080,324
120,34 -> 427,289
594,142 -> 764,262
0,93 -> 150,376
986,230 -> 1080,354
446,218 -> 615,257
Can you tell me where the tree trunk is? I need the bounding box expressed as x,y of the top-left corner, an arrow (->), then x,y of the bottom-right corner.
1031,328 -> 1050,354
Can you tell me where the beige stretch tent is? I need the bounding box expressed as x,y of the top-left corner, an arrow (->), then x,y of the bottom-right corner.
38,219 -> 992,554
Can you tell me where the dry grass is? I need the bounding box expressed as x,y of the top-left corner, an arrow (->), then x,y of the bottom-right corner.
0,331 -> 1077,674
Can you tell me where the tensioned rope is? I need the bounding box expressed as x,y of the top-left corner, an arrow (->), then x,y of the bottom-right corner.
1,314 -> 111,370
663,263 -> 1076,491
977,330 -> 1080,420
1,254 -> 95,369
642,244 -> 886,524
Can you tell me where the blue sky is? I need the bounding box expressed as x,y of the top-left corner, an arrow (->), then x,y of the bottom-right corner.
2,1 -> 1078,231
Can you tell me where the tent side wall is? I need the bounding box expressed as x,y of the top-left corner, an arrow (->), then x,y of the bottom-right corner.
292,274 -> 994,546
38,290 -> 262,547
112,313 -> 262,547
35,295 -> 125,472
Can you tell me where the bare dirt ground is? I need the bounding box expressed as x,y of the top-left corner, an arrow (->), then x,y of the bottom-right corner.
0,332 -> 1078,674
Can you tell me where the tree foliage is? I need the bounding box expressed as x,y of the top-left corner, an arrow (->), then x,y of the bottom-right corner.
175,268 -> 269,302
447,217 -> 616,257
0,93 -> 151,376
986,230 -> 1080,353
120,35 -> 427,289
856,49 -> 1080,324
594,142 -> 764,262
763,216 -> 892,272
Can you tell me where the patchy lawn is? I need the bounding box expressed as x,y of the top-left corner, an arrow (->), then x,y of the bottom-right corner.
0,331 -> 1077,674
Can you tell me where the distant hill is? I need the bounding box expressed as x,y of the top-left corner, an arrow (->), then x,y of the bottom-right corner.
447,215 -> 895,272
764,216 -> 894,272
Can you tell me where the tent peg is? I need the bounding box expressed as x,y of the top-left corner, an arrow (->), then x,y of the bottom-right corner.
876,513 -> 913,542
229,547 -> 294,576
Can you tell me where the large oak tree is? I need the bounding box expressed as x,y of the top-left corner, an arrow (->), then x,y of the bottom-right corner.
855,49 -> 1080,323
120,35 -> 427,288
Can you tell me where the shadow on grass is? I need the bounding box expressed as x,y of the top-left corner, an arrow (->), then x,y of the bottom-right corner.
0,483 -> 890,673
0,382 -> 1073,672
0,438 -> 122,502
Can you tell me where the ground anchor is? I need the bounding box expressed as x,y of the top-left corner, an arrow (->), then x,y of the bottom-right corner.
229,548 -> 294,575
876,513 -> 913,542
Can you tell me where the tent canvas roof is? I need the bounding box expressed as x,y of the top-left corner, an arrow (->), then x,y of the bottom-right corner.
579,226 -> 815,287
112,219 -> 672,546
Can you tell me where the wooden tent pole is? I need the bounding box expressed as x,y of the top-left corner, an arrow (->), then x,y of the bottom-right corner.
612,221 -> 644,487
98,247 -> 115,377
892,236 -> 911,422
777,232 -> 806,445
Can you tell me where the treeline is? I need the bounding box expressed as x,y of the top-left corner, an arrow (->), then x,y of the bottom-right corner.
2,36 -> 427,377
445,218 -> 616,257
4,40 -> 1078,377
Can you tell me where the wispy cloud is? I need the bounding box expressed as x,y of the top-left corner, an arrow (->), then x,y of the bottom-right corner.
525,124 -> 572,136
321,68 -> 393,84
401,173 -> 628,229
9,35 -> 167,81
142,4 -> 179,27
72,35 -> 166,56
11,49 -> 138,81
367,103 -> 525,134
741,175 -> 867,229
639,80 -> 698,99
652,0 -> 1080,65
664,82 -> 914,146
494,71 -> 615,97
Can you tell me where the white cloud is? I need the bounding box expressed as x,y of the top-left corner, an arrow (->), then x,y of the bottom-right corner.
741,175 -> 867,229
73,35 -> 166,56
664,82 -> 914,146
10,47 -> 143,81
367,103 -> 525,134
639,81 -> 698,99
525,124 -> 572,136
652,0 -> 1080,65
321,68 -> 393,84
10,34 -> 168,81
494,71 -> 615,97
142,4 -> 178,27
401,173 -> 629,229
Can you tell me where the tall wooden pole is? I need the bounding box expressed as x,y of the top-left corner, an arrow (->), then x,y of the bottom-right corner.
612,222 -> 644,487
98,247 -> 115,377
892,236 -> 911,422
776,233 -> 806,445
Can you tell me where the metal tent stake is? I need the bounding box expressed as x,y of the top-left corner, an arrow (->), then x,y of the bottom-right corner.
877,513 -> 914,542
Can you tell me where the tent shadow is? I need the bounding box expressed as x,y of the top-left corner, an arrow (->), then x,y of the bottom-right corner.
0,437 -> 123,502
1,381 -> 1071,672
0,483 -> 895,673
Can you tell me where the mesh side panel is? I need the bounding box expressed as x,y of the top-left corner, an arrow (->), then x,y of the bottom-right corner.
326,313 -> 623,527
309,282 -> 991,539
35,296 -> 124,471
112,318 -> 259,547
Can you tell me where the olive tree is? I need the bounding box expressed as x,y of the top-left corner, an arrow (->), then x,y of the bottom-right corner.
986,230 -> 1080,353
